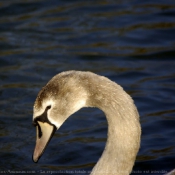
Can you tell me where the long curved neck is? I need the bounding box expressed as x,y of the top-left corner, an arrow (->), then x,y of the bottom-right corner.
84,76 -> 141,175
91,108 -> 140,175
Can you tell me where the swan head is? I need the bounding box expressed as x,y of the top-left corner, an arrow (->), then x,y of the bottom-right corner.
32,71 -> 87,163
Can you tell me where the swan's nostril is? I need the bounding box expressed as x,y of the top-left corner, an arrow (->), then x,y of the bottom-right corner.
37,124 -> 42,139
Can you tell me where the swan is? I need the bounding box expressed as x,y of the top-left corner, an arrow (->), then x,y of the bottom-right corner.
32,70 -> 141,175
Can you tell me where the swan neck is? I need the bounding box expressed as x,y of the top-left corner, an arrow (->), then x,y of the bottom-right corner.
89,87 -> 141,175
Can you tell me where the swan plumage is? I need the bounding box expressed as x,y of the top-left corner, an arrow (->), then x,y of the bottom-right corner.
32,70 -> 141,175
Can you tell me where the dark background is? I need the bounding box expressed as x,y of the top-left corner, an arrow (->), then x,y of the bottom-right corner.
0,0 -> 175,174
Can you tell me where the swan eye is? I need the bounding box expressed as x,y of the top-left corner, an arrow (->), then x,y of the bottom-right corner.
47,105 -> 51,110
33,105 -> 52,127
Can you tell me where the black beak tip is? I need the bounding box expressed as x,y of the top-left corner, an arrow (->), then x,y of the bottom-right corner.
32,155 -> 39,163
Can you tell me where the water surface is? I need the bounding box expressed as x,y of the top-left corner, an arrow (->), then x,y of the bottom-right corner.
0,0 -> 175,174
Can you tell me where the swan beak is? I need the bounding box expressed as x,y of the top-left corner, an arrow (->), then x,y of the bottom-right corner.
33,121 -> 56,163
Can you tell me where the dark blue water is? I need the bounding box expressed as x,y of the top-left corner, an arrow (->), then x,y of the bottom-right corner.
0,0 -> 175,174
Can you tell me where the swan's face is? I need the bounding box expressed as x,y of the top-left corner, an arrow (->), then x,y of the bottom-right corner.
32,78 -> 87,163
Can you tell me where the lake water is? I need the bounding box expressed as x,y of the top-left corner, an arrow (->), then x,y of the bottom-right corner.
0,0 -> 175,175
